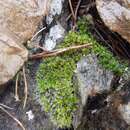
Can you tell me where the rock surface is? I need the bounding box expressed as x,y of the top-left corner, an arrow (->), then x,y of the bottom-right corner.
46,0 -> 64,24
73,54 -> 130,130
73,54 -> 114,129
44,24 -> 65,51
117,80 -> 130,125
75,54 -> 114,106
44,0 -> 68,51
96,0 -> 130,43
0,0 -> 49,85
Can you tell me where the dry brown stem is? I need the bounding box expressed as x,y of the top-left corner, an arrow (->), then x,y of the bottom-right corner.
0,106 -> 25,130
15,73 -> 20,101
74,0 -> 82,19
0,103 -> 13,110
22,66 -> 28,109
68,0 -> 76,22
29,43 -> 92,60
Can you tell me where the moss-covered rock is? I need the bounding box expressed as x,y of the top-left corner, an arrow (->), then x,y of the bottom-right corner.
36,17 -> 127,128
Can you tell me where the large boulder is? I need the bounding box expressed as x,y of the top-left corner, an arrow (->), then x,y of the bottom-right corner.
0,0 -> 49,85
96,0 -> 130,43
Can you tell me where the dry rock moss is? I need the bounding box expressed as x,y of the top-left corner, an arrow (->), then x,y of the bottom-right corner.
36,17 -> 127,128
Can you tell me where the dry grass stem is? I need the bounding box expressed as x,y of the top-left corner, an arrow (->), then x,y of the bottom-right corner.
74,0 -> 82,19
0,106 -> 25,130
28,27 -> 46,43
29,43 -> 92,60
23,66 -> 28,109
15,73 -> 20,101
0,103 -> 13,110
68,0 -> 76,22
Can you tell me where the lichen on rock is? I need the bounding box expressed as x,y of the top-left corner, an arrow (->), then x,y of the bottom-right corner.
44,24 -> 65,51
46,0 -> 64,24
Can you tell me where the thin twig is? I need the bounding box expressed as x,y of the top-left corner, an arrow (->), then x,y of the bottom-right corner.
15,73 -> 20,101
68,0 -> 76,22
34,45 -> 49,52
28,27 -> 46,43
29,43 -> 92,60
66,14 -> 72,21
74,0 -> 82,20
0,103 -> 13,110
0,106 -> 25,130
22,66 -> 28,109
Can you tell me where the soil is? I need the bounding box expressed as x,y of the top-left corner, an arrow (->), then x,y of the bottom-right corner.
0,61 -> 59,130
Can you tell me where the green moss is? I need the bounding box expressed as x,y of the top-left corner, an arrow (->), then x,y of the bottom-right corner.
36,17 -> 127,128
77,16 -> 127,75
37,33 -> 89,127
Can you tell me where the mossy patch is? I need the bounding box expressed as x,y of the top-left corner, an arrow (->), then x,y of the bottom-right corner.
36,16 -> 127,128
77,16 -> 127,75
36,32 -> 90,127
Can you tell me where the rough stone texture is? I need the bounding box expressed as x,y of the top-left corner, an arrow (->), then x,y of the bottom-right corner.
96,0 -> 130,43
44,24 -> 65,51
75,54 -> 113,106
0,0 -> 49,85
44,0 -> 68,51
73,54 -> 114,129
46,0 -> 64,24
0,28 -> 28,85
119,102 -> 130,125
117,80 -> 130,125
73,54 -> 130,130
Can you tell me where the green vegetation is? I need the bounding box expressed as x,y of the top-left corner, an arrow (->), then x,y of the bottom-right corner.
77,16 -> 127,75
36,16 -> 127,128
36,32 -> 89,127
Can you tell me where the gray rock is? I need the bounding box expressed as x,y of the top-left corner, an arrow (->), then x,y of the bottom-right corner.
119,102 -> 130,125
44,0 -> 68,51
75,54 -> 113,106
46,0 -> 64,24
44,24 -> 65,51
73,54 -> 130,130
117,80 -> 130,126
73,54 -> 114,129
96,0 -> 130,43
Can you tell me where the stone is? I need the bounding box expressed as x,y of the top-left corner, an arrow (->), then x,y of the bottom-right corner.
75,54 -> 113,106
117,80 -> 130,125
46,0 -> 64,24
44,0 -> 67,51
0,0 -> 49,85
44,24 -> 65,51
73,54 -> 130,130
119,102 -> 130,125
0,28 -> 28,85
73,54 -> 114,129
96,0 -> 130,43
